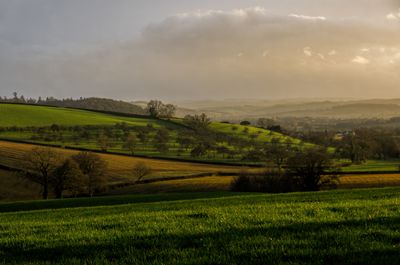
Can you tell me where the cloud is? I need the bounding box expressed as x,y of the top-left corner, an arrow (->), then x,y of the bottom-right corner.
328,50 -> 337,56
176,7 -> 268,19
352,56 -> 370,64
386,8 -> 400,20
303,47 -> 313,57
288,14 -> 327,21
2,6 -> 400,100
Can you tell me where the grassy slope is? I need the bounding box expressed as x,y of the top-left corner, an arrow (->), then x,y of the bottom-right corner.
0,103 -> 308,165
1,188 -> 400,264
209,122 -> 303,144
0,103 -> 171,127
0,103 -> 300,145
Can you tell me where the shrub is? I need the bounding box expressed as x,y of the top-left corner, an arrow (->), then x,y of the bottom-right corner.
231,169 -> 296,193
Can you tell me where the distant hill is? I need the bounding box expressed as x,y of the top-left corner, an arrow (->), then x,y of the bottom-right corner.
174,99 -> 400,120
0,97 -> 146,116
41,97 -> 146,115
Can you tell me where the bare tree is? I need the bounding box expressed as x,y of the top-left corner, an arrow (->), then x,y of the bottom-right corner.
51,158 -> 84,198
146,100 -> 177,119
184,113 -> 211,130
132,162 -> 152,183
123,133 -> 138,155
24,147 -> 63,199
265,138 -> 290,174
160,104 -> 177,119
72,152 -> 108,196
146,100 -> 164,118
97,133 -> 111,152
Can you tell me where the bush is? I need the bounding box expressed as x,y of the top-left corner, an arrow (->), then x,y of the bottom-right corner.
231,169 -> 297,193
230,174 -> 252,192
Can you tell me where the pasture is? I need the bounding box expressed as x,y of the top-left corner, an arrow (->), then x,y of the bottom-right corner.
0,103 -> 170,127
1,188 -> 400,264
342,160 -> 400,173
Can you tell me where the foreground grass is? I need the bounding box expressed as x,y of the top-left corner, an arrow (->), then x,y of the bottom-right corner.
1,188 -> 400,264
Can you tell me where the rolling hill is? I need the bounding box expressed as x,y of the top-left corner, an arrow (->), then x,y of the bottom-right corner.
174,98 -> 400,120
0,103 -> 170,127
0,103 -> 306,164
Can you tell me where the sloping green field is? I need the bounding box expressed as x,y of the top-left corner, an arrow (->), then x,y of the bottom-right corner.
0,103 -> 307,164
0,104 -> 170,127
1,188 -> 400,264
209,121 -> 304,144
0,103 -> 297,144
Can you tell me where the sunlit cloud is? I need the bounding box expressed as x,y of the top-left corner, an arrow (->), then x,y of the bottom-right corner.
289,14 -> 327,21
386,8 -> 400,20
352,56 -> 370,64
303,47 -> 313,57
328,50 -> 337,56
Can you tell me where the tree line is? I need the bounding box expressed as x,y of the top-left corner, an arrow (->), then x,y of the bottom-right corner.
22,147 -> 152,200
0,93 -> 181,118
231,146 -> 338,193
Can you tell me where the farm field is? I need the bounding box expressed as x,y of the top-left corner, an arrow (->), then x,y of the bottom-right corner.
0,103 -> 306,164
107,176 -> 235,195
109,173 -> 400,195
342,160 -> 400,173
2,140 -> 400,201
1,188 -> 400,264
0,140 -> 251,184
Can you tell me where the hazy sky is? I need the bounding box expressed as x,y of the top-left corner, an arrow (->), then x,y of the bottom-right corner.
0,0 -> 399,100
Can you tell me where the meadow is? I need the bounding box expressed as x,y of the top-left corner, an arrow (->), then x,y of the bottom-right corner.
1,188 -> 400,264
0,103 -> 170,127
342,160 -> 400,173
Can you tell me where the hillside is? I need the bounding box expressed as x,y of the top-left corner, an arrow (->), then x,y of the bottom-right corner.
0,103 -> 305,164
1,97 -> 146,115
0,103 -> 168,127
1,188 -> 400,264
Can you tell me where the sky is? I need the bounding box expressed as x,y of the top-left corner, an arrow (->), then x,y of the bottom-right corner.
0,0 -> 399,101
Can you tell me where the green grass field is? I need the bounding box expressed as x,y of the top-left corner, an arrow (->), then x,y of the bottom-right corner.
1,188 -> 400,264
0,103 -> 171,127
342,160 -> 400,173
209,122 -> 303,144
